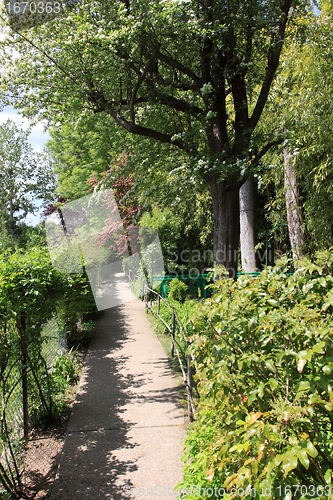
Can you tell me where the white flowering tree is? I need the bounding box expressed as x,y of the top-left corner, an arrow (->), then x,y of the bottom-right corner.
0,0 -> 311,275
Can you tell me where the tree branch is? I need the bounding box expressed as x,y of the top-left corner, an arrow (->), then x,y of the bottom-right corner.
229,72 -> 249,140
130,45 -> 160,123
201,1 -> 213,84
150,91 -> 204,118
250,139 -> 284,167
249,0 -> 293,130
153,75 -> 200,92
156,49 -> 203,87
94,94 -> 195,155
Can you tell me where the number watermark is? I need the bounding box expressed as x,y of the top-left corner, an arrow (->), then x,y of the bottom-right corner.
275,484 -> 332,497
6,1 -> 62,15
3,0 -> 79,30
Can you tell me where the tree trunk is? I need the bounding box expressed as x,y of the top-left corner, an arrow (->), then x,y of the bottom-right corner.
239,176 -> 256,273
283,148 -> 306,260
210,174 -> 240,279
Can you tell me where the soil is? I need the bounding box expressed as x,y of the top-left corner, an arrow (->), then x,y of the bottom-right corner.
20,409 -> 70,499
20,345 -> 90,499
21,380 -> 81,500
6,326 -> 93,499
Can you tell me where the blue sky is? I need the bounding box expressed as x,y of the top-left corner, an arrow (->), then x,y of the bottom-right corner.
0,105 -> 50,151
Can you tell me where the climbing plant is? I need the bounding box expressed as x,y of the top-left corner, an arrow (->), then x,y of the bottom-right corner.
0,247 -> 96,498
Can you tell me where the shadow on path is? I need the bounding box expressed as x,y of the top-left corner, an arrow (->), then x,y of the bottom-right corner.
50,300 -> 185,500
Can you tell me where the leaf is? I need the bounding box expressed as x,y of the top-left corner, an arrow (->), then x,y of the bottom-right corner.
206,469 -> 215,483
229,443 -> 247,453
258,382 -> 265,398
244,427 -> 257,441
308,394 -> 326,405
302,282 -> 313,294
312,341 -> 326,353
282,408 -> 293,422
289,436 -> 298,446
319,277 -> 327,287
248,390 -> 257,405
224,474 -> 239,490
324,469 -> 332,483
298,449 -> 310,470
269,378 -> 278,391
322,298 -> 333,312
265,359 -> 275,372
298,380 -> 311,392
248,412 -> 263,425
306,442 -> 318,458
283,455 -> 298,475
297,350 -> 313,373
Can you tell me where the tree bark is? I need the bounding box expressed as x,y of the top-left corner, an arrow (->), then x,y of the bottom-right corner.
239,176 -> 256,273
210,174 -> 240,279
283,148 -> 306,259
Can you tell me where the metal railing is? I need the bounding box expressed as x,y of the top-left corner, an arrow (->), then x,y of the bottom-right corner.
143,283 -> 197,421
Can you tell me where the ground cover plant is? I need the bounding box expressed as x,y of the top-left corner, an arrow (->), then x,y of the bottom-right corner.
178,252 -> 333,499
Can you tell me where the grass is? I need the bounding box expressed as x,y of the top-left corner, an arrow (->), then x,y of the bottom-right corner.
145,303 -> 194,420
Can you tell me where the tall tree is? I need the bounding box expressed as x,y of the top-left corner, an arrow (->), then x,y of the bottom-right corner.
0,0 -> 310,276
283,147 -> 305,259
0,119 -> 55,243
258,3 -> 333,254
239,176 -> 256,272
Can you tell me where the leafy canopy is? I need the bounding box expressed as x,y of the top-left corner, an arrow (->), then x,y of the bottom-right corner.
0,119 -> 55,239
0,0 -> 313,177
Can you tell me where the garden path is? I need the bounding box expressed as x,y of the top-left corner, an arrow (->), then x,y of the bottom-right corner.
49,298 -> 185,500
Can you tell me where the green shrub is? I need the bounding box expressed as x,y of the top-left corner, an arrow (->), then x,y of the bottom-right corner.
31,350 -> 82,424
0,247 -> 96,495
178,253 -> 333,499
51,350 -> 80,391
168,278 -> 188,303
59,270 -> 97,342
66,318 -> 95,350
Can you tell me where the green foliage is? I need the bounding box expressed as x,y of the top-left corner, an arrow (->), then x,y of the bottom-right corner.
179,253 -> 333,499
59,270 -> 97,344
47,113 -> 129,200
140,208 -> 183,255
66,317 -> 96,350
0,245 -> 96,495
139,192 -> 213,271
0,119 -> 55,247
47,349 -> 81,418
167,278 -> 188,304
150,297 -> 195,351
259,8 -> 333,253
0,247 -> 62,324
0,247 -> 95,417
51,350 -> 79,390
